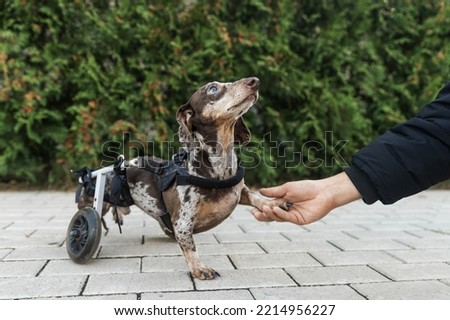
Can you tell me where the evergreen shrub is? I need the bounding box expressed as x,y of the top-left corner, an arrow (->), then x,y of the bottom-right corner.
1,0 -> 449,187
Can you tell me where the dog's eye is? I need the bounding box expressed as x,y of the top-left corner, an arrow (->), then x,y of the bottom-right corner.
208,85 -> 218,94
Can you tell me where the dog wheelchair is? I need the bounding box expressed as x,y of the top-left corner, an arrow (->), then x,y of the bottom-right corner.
66,155 -> 134,263
65,149 -> 246,264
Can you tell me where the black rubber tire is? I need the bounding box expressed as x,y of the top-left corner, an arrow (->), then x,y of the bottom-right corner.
66,207 -> 102,264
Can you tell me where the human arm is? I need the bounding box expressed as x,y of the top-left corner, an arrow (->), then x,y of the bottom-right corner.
345,81 -> 450,204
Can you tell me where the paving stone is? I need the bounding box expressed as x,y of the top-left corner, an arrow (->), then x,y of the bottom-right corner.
4,247 -> 69,261
424,224 -> 450,232
204,220 -> 245,234
0,236 -> 64,248
194,269 -> 296,291
302,223 -> 367,232
103,224 -> 154,234
229,206 -> 261,220
440,279 -> 450,286
356,223 -> 424,231
191,233 -> 219,244
329,239 -> 410,251
40,258 -> 141,276
386,249 -> 450,263
40,220 -> 72,230
343,230 -> 418,240
1,191 -> 40,200
215,232 -> 289,243
0,260 -> 47,277
351,280 -> 450,299
0,229 -> 36,238
142,255 -> 234,273
370,263 -> 450,281
4,220 -> 67,230
143,229 -> 214,243
28,229 -> 71,237
285,266 -> 389,286
407,230 -> 450,239
360,218 -> 431,224
310,250 -> 402,266
0,249 -> 12,260
320,214 -> 380,224
396,238 -> 450,249
196,243 -> 265,255
0,275 -> 86,299
98,233 -> 145,246
239,221 -> 309,233
0,221 -> 13,229
46,293 -> 138,300
251,285 -> 365,300
104,217 -> 145,229
324,220 -> 395,227
83,272 -> 193,295
2,190 -> 450,300
282,231 -> 353,241
141,289 -> 253,300
0,214 -> 28,221
99,241 -> 182,258
229,253 -> 321,269
259,240 -> 339,253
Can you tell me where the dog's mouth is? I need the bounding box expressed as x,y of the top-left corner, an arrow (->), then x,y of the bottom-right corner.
227,92 -> 258,112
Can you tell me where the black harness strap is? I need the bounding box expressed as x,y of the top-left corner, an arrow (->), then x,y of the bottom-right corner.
176,164 -> 245,189
74,167 -> 97,203
159,212 -> 174,234
139,150 -> 245,190
140,150 -> 245,234
110,157 -> 135,234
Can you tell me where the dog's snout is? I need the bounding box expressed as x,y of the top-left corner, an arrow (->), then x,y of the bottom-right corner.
244,77 -> 260,90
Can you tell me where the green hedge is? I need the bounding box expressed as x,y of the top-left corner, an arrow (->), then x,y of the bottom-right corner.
1,0 -> 449,187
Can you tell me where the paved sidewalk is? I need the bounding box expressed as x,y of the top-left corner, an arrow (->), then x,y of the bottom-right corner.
1,190 -> 450,300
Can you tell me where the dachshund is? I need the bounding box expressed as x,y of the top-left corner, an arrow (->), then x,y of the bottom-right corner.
78,77 -> 289,280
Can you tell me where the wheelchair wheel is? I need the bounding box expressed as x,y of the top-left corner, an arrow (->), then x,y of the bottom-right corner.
66,207 -> 101,264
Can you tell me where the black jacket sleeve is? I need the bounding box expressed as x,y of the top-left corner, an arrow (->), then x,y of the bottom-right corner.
345,82 -> 450,204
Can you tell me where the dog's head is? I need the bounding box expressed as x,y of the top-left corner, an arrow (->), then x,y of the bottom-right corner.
176,77 -> 259,148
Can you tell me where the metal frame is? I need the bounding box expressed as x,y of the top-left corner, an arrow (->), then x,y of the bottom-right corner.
78,155 -> 128,216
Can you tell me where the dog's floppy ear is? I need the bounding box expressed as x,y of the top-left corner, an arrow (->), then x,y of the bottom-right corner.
176,101 -> 194,145
234,117 -> 251,144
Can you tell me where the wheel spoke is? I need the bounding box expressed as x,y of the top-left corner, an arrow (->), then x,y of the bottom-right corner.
68,215 -> 90,254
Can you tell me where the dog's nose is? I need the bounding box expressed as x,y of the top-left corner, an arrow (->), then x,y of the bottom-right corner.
244,77 -> 260,90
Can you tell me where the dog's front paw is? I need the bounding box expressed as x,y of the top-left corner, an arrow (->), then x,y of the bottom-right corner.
278,201 -> 293,211
192,266 -> 221,280
263,198 -> 293,211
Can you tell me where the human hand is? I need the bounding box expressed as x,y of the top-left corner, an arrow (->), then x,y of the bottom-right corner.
251,172 -> 361,225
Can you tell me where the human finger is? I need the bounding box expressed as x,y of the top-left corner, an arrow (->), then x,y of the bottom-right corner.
259,184 -> 287,198
271,206 -> 307,225
260,205 -> 285,222
250,208 -> 274,222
